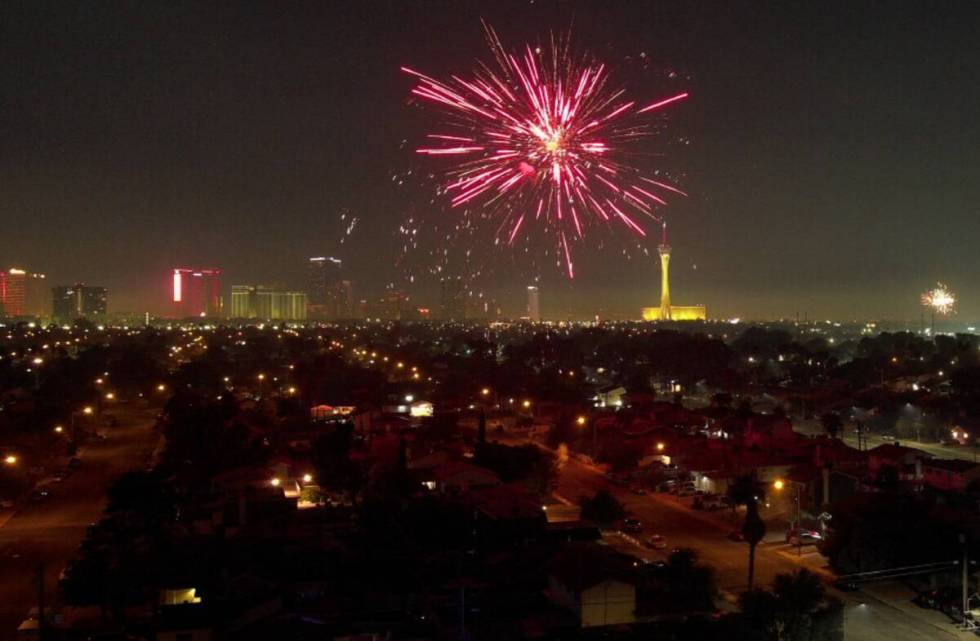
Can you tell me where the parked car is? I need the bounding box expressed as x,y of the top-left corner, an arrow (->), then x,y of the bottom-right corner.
645,534 -> 667,549
606,473 -> 628,487
676,484 -> 698,497
620,518 -> 642,533
699,494 -> 729,511
786,528 -> 822,546
914,587 -> 960,612
832,578 -> 859,592
28,487 -> 52,503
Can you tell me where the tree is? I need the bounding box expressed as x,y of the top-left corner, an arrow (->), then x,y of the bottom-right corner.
728,474 -> 767,589
820,412 -> 843,439
579,489 -> 626,526
738,570 -> 841,641
547,412 -> 576,450
312,422 -> 365,505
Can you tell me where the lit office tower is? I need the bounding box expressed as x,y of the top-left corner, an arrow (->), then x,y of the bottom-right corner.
439,276 -> 465,321
0,268 -> 48,318
308,257 -> 346,319
231,285 -> 307,321
230,285 -> 255,318
52,284 -> 108,321
172,268 -> 222,317
256,288 -> 307,321
527,285 -> 540,322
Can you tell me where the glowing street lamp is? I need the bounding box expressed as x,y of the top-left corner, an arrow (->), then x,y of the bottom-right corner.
54,425 -> 64,434
773,478 -> 802,556
3,454 -> 17,465
656,442 -> 666,452
302,473 -> 313,484
270,477 -> 280,487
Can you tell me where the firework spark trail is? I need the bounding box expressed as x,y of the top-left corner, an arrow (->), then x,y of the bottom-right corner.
404,26 -> 688,277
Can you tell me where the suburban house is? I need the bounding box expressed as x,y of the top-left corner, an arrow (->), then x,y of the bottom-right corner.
426,461 -> 501,495
547,543 -> 636,628
867,443 -> 930,480
922,459 -> 980,491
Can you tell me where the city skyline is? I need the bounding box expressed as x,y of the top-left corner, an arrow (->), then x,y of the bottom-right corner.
3,2 -> 980,320
6,5 -> 980,638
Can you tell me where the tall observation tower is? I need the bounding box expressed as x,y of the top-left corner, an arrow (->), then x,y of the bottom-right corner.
658,223 -> 672,321
641,222 -> 707,321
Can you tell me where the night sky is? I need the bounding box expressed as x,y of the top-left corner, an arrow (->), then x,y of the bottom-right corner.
3,1 -> 980,321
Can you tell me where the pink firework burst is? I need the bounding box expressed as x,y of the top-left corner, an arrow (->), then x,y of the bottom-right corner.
403,25 -> 688,278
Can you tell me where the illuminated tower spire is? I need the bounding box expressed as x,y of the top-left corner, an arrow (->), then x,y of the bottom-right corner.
658,222 -> 671,320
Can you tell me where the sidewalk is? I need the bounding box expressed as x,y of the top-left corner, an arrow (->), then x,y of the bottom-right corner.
861,581 -> 975,640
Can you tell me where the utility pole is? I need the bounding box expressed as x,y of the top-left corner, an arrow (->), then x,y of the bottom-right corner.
962,533 -> 969,629
796,484 -> 803,557
37,563 -> 45,641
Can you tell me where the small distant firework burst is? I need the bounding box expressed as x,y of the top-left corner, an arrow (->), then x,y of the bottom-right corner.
402,25 -> 688,278
922,283 -> 956,315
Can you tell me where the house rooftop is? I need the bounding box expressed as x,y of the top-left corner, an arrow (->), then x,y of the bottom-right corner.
548,542 -> 635,592
868,443 -> 932,460
923,458 -> 980,473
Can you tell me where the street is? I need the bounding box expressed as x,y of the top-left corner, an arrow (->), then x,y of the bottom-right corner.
551,452 -> 974,641
0,403 -> 161,639
793,417 -> 980,462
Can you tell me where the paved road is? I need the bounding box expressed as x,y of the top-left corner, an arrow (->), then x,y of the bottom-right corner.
0,403 -> 160,639
550,451 -> 974,641
793,417 -> 978,462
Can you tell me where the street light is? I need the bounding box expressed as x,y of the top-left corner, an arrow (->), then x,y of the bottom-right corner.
302,473 -> 313,484
576,415 -> 597,458
3,455 -> 17,465
53,426 -> 63,434
774,478 -> 803,556
270,477 -> 280,487
656,442 -> 666,452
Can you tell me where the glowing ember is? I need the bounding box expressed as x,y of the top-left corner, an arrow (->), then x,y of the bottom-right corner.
922,283 -> 956,315
403,25 -> 688,278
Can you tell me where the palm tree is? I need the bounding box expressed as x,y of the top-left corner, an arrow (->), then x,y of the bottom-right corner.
728,473 -> 767,589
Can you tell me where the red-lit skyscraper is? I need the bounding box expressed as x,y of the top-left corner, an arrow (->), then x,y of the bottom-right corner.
0,268 -> 48,318
172,268 -> 222,317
